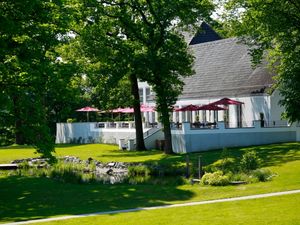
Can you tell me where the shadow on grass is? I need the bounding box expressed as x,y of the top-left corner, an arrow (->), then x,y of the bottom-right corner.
140,142 -> 300,168
185,142 -> 300,168
0,145 -> 34,150
241,142 -> 300,167
0,144 -> 90,150
98,150 -> 165,158
0,176 -> 194,223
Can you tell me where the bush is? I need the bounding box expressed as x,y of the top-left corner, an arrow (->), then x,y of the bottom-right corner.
201,171 -> 230,186
228,172 -> 256,184
240,151 -> 261,172
203,158 -> 237,173
251,169 -> 274,182
48,162 -> 84,183
67,118 -> 76,123
128,165 -> 151,176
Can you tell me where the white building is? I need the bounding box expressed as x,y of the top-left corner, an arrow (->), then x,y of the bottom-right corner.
138,23 -> 286,128
56,23 -> 300,152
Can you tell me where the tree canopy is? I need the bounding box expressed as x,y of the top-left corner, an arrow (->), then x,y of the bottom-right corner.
223,0 -> 300,122
0,0 -> 81,158
74,0 -> 214,153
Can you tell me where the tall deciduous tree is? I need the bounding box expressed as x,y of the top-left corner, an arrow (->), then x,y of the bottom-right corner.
0,0 -> 76,158
223,0 -> 300,122
75,0 -> 214,154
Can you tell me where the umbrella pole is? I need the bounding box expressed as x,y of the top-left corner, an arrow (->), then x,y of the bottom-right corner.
87,112 -> 89,122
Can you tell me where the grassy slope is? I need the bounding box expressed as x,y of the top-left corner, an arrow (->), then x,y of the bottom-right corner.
36,193 -> 300,225
0,143 -> 300,223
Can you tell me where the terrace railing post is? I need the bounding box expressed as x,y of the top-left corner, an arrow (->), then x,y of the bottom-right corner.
218,121 -> 225,130
253,120 -> 261,129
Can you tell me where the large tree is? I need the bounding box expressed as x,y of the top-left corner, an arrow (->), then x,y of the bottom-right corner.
0,0 -> 77,158
75,0 -> 214,154
223,0 -> 300,122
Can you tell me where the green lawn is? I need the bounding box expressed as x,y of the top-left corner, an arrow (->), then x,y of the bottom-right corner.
0,142 -> 300,224
35,193 -> 300,225
0,144 -> 168,164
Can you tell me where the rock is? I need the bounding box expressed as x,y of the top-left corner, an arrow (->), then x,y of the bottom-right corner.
107,162 -> 115,167
106,168 -> 114,175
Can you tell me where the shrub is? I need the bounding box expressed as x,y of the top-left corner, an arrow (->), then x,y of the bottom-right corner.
67,118 -> 76,123
228,172 -> 256,184
201,171 -> 230,186
18,161 -> 30,170
251,169 -> 274,182
48,162 -> 84,183
240,151 -> 261,172
128,165 -> 151,176
203,158 -> 237,173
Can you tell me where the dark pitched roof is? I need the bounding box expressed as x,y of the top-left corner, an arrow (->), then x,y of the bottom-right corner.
180,38 -> 275,100
189,22 -> 222,45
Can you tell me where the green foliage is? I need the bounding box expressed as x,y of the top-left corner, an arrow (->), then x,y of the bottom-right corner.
203,148 -> 237,173
49,162 -> 84,184
251,169 -> 274,182
201,171 -> 230,186
240,151 -> 261,172
67,118 -> 77,123
0,0 -> 85,157
72,0 -> 215,154
202,149 -> 267,185
228,172 -> 253,183
18,161 -> 30,170
203,157 -> 237,173
128,165 -> 151,177
224,0 -> 300,122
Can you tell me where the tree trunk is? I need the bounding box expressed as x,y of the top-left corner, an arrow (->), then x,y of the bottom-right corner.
160,101 -> 173,154
12,95 -> 25,145
129,73 -> 147,150
15,119 -> 24,145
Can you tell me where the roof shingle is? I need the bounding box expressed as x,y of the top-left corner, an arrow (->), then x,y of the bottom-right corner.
180,38 -> 274,100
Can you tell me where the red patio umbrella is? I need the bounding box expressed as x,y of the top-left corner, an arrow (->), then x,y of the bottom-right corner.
175,104 -> 200,112
209,97 -> 244,105
197,104 -> 227,111
112,104 -> 155,113
140,104 -> 155,112
209,98 -> 244,127
175,104 -> 200,122
76,106 -> 100,122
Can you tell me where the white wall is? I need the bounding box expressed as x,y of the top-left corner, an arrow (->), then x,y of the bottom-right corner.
56,122 -> 163,150
172,121 -> 300,153
270,89 -> 286,125
56,122 -> 137,144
